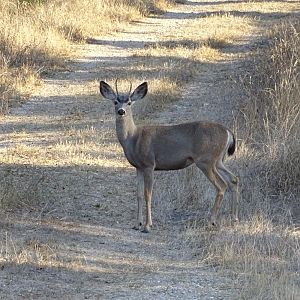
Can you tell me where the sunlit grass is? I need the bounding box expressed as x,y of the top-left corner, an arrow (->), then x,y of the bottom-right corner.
130,13 -> 255,114
0,0 -> 175,113
0,127 -> 126,169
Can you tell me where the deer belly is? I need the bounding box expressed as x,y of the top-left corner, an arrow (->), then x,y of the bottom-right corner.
154,156 -> 194,171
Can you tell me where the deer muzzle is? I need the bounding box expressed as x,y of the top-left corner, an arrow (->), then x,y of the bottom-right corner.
118,108 -> 126,116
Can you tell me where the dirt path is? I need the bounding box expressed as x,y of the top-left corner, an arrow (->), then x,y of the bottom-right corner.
1,0 -> 299,299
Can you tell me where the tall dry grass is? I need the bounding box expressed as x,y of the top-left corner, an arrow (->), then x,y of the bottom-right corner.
0,0 -> 174,113
183,21 -> 300,299
240,21 -> 300,199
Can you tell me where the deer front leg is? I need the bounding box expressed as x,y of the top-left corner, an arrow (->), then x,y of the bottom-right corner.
142,168 -> 154,233
133,169 -> 144,230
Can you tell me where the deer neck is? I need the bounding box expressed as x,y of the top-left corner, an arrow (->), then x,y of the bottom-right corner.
116,110 -> 137,146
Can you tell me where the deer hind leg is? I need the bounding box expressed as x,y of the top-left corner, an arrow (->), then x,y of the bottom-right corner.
196,161 -> 228,226
217,160 -> 240,224
142,167 -> 154,233
133,169 -> 144,230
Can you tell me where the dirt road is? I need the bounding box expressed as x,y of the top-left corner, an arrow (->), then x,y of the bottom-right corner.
1,0 -> 299,298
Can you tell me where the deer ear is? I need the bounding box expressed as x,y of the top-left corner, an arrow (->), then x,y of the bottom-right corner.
130,82 -> 148,102
100,81 -> 116,100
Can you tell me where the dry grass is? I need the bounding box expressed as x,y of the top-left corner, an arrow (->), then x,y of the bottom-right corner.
1,232 -> 60,266
181,20 -> 300,299
184,220 -> 300,299
132,13 -> 254,115
1,0 -> 299,297
240,21 -> 300,197
0,230 -> 90,271
0,128 -> 126,169
0,0 -> 175,114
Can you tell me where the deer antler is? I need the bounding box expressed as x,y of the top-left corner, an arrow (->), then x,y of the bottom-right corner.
115,78 -> 119,96
128,81 -> 132,96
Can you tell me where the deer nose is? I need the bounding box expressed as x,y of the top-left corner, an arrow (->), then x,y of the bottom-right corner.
118,108 -> 126,116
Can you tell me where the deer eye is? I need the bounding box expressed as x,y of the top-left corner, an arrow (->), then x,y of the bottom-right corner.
114,101 -> 118,105
127,101 -> 132,106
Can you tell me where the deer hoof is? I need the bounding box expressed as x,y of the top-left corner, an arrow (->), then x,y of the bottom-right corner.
132,222 -> 142,230
210,216 -> 217,227
141,226 -> 151,233
211,222 -> 218,228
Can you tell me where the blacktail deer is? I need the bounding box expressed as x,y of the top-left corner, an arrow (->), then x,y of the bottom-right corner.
100,80 -> 239,233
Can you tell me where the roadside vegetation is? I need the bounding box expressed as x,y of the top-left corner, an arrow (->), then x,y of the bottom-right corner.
236,20 -> 300,298
183,20 -> 300,299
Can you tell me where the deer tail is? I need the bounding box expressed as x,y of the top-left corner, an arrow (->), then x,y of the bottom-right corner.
227,130 -> 236,156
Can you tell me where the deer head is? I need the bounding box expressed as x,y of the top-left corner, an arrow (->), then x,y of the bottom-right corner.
100,80 -> 148,117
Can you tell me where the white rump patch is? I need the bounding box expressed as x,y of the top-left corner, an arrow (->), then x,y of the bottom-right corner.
226,129 -> 233,149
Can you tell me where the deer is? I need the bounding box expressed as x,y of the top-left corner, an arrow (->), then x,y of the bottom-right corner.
99,80 -> 239,233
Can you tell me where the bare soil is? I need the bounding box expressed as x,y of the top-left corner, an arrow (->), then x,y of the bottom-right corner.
0,1 -> 299,299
